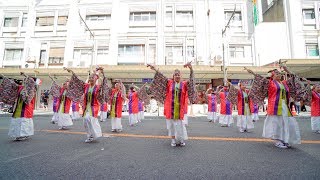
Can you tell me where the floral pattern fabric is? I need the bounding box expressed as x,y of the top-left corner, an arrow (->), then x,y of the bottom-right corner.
66,74 -> 85,103
226,85 -> 238,105
0,77 -> 18,105
49,81 -> 61,98
149,71 -> 168,104
21,77 -> 36,104
137,83 -> 150,105
286,74 -> 306,102
248,74 -> 269,106
149,70 -> 196,105
187,70 -> 197,104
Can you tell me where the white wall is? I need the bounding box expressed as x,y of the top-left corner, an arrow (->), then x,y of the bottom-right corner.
254,22 -> 290,66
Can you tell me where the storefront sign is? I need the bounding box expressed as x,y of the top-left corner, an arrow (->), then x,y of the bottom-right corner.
195,79 -> 211,83
142,78 -> 153,83
112,79 -> 142,83
231,79 -> 253,86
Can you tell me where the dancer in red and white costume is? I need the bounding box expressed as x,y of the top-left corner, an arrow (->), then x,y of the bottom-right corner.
147,62 -> 196,147
0,73 -> 36,141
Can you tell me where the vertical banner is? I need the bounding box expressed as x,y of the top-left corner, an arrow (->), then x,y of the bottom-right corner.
253,0 -> 259,26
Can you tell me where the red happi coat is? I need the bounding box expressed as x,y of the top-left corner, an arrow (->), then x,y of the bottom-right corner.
267,80 -> 291,116
249,99 -> 259,114
109,89 -> 123,118
82,84 -> 101,118
100,102 -> 108,112
237,89 -> 251,115
184,97 -> 188,115
12,86 -> 35,118
128,91 -> 139,114
219,91 -> 232,115
311,91 -> 320,117
56,88 -> 71,114
207,94 -> 217,112
164,80 -> 188,120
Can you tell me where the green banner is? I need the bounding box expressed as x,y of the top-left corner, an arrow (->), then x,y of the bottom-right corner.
253,5 -> 258,26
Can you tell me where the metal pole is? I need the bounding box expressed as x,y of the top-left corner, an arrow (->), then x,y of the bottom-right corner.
78,11 -> 95,72
221,5 -> 236,86
222,38 -> 226,85
91,35 -> 95,72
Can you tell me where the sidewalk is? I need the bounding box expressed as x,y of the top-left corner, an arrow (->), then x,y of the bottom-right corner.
29,109 -> 311,117
1,108 -> 311,117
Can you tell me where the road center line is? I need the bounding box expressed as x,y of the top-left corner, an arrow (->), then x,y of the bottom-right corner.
41,129 -> 320,144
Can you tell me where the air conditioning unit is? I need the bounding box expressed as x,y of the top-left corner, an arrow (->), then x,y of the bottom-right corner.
67,61 -> 73,67
213,55 -> 223,65
79,61 -> 86,67
166,58 -> 173,65
196,56 -> 205,65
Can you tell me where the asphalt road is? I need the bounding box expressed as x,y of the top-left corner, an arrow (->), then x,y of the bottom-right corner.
0,114 -> 319,180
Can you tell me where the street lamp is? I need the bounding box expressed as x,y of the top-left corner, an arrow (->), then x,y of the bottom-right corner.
221,5 -> 236,86
78,11 -> 96,72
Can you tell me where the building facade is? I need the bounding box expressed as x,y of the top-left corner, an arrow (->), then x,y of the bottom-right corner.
0,0 -> 256,70
254,0 -> 320,66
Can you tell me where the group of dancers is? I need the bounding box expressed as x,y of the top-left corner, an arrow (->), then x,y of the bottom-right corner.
205,82 -> 258,133
0,62 -> 319,149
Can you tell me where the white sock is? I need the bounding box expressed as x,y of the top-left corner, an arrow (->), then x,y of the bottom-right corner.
171,139 -> 176,144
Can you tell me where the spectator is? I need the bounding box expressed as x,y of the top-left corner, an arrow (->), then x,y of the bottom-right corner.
295,101 -> 300,114
43,91 -> 49,110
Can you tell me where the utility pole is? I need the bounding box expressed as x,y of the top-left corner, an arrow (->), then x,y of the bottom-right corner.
221,5 -> 236,86
78,11 -> 96,72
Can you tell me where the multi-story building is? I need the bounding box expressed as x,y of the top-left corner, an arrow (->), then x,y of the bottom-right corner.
0,0 -> 258,99
254,0 -> 320,69
0,0 -> 256,68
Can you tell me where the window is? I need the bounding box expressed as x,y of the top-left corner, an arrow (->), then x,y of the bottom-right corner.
73,48 -> 92,67
187,46 -> 194,58
36,16 -> 54,26
229,46 -> 244,58
165,6 -> 173,27
86,15 -> 111,21
303,9 -> 315,20
57,16 -> 68,26
306,44 -> 319,56
225,11 -> 242,30
148,44 -> 156,64
118,44 -> 145,64
176,10 -> 193,27
97,47 -> 109,55
49,47 -> 64,64
39,50 -> 46,64
22,13 -> 28,27
129,12 -> 156,22
97,47 -> 108,62
4,17 -> 19,27
302,9 -> 316,29
57,10 -> 68,26
4,49 -> 23,61
118,45 -> 145,57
